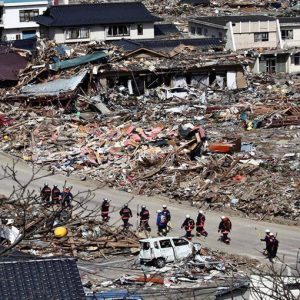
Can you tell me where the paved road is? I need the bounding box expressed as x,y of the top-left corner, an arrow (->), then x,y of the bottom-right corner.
0,152 -> 299,265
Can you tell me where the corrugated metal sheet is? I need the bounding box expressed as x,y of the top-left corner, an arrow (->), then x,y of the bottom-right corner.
49,51 -> 108,71
21,70 -> 87,96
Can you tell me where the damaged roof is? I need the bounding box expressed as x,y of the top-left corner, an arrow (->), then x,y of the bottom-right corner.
0,50 -> 28,81
0,258 -> 85,300
113,38 -> 224,52
191,15 -> 276,26
35,2 -> 162,27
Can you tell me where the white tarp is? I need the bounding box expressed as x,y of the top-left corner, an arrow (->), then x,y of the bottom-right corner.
0,225 -> 20,243
216,75 -> 224,89
227,71 -> 237,90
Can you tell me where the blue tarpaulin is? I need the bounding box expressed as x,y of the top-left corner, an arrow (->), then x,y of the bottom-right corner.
49,51 -> 108,71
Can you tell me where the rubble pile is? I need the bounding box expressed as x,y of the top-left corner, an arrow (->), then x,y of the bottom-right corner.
18,220 -> 140,260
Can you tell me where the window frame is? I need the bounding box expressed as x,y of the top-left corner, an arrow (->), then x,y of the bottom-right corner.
281,29 -> 293,40
197,27 -> 202,35
19,9 -> 39,22
159,239 -> 172,249
190,26 -> 196,35
294,53 -> 300,65
254,32 -> 269,42
173,238 -> 189,246
107,25 -> 130,37
137,24 -> 143,36
65,27 -> 90,40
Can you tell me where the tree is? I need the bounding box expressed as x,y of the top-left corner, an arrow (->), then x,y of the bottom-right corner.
250,253 -> 300,300
0,160 -> 102,255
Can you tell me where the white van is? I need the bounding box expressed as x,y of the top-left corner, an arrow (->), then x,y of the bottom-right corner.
139,236 -> 201,268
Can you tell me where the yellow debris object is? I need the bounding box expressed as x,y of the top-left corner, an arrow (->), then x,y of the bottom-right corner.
54,227 -> 68,238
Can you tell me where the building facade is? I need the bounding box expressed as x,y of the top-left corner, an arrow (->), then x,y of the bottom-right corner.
188,15 -> 282,51
0,0 -> 47,41
35,2 -> 161,43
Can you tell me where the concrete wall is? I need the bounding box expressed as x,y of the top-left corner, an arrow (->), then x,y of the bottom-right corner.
234,32 -> 278,50
49,22 -> 154,43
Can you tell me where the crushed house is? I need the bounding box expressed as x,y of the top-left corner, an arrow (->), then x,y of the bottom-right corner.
34,2 -> 162,43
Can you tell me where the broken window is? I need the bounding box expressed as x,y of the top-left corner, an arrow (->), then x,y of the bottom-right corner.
281,29 -> 293,40
19,9 -> 39,22
137,24 -> 143,35
107,25 -> 130,37
141,242 -> 150,250
190,26 -> 196,35
254,32 -> 269,42
173,239 -> 189,246
294,53 -> 300,65
197,27 -> 202,35
65,28 -> 90,40
159,239 -> 172,248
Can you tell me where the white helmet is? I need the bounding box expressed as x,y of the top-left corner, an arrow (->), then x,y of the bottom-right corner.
162,205 -> 167,209
157,210 -> 161,213
269,232 -> 274,236
186,214 -> 190,218
142,205 -> 146,209
199,210 -> 203,214
265,229 -> 270,233
221,216 -> 225,219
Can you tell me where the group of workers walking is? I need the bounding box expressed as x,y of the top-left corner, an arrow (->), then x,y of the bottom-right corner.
41,183 -> 73,208
101,199 -> 234,245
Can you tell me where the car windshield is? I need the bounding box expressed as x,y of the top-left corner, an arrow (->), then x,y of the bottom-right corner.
141,242 -> 150,250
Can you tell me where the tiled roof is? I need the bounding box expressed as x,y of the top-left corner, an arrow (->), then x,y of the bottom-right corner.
35,2 -> 161,27
154,24 -> 181,36
113,38 -> 224,52
279,17 -> 300,24
0,258 -> 85,300
191,15 -> 276,26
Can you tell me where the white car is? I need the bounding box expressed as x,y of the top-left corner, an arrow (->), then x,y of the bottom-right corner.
139,236 -> 201,268
160,87 -> 197,100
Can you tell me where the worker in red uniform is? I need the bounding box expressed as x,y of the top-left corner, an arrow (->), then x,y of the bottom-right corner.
138,205 -> 151,232
41,183 -> 51,205
181,215 -> 195,240
101,198 -> 110,222
51,185 -> 61,205
61,187 -> 73,208
196,210 -> 208,237
119,203 -> 132,228
218,216 -> 232,244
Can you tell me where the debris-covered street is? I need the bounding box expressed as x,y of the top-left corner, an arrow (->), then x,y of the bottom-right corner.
0,0 -> 300,298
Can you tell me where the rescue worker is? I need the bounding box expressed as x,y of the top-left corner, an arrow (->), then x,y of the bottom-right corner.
156,210 -> 168,236
51,185 -> 61,205
61,187 -> 73,208
119,203 -> 132,228
162,205 -> 171,233
138,205 -> 151,232
260,229 -> 271,255
181,215 -> 195,240
101,198 -> 110,222
196,210 -> 208,237
218,216 -> 232,244
41,183 -> 51,205
268,233 -> 279,261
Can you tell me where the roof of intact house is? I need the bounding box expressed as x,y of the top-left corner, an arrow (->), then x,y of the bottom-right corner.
35,2 -> 162,27
0,258 -> 85,300
154,23 -> 181,37
278,17 -> 300,24
191,15 -> 276,26
113,38 -> 224,52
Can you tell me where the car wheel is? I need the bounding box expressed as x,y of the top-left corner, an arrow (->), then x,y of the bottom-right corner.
155,258 -> 166,268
